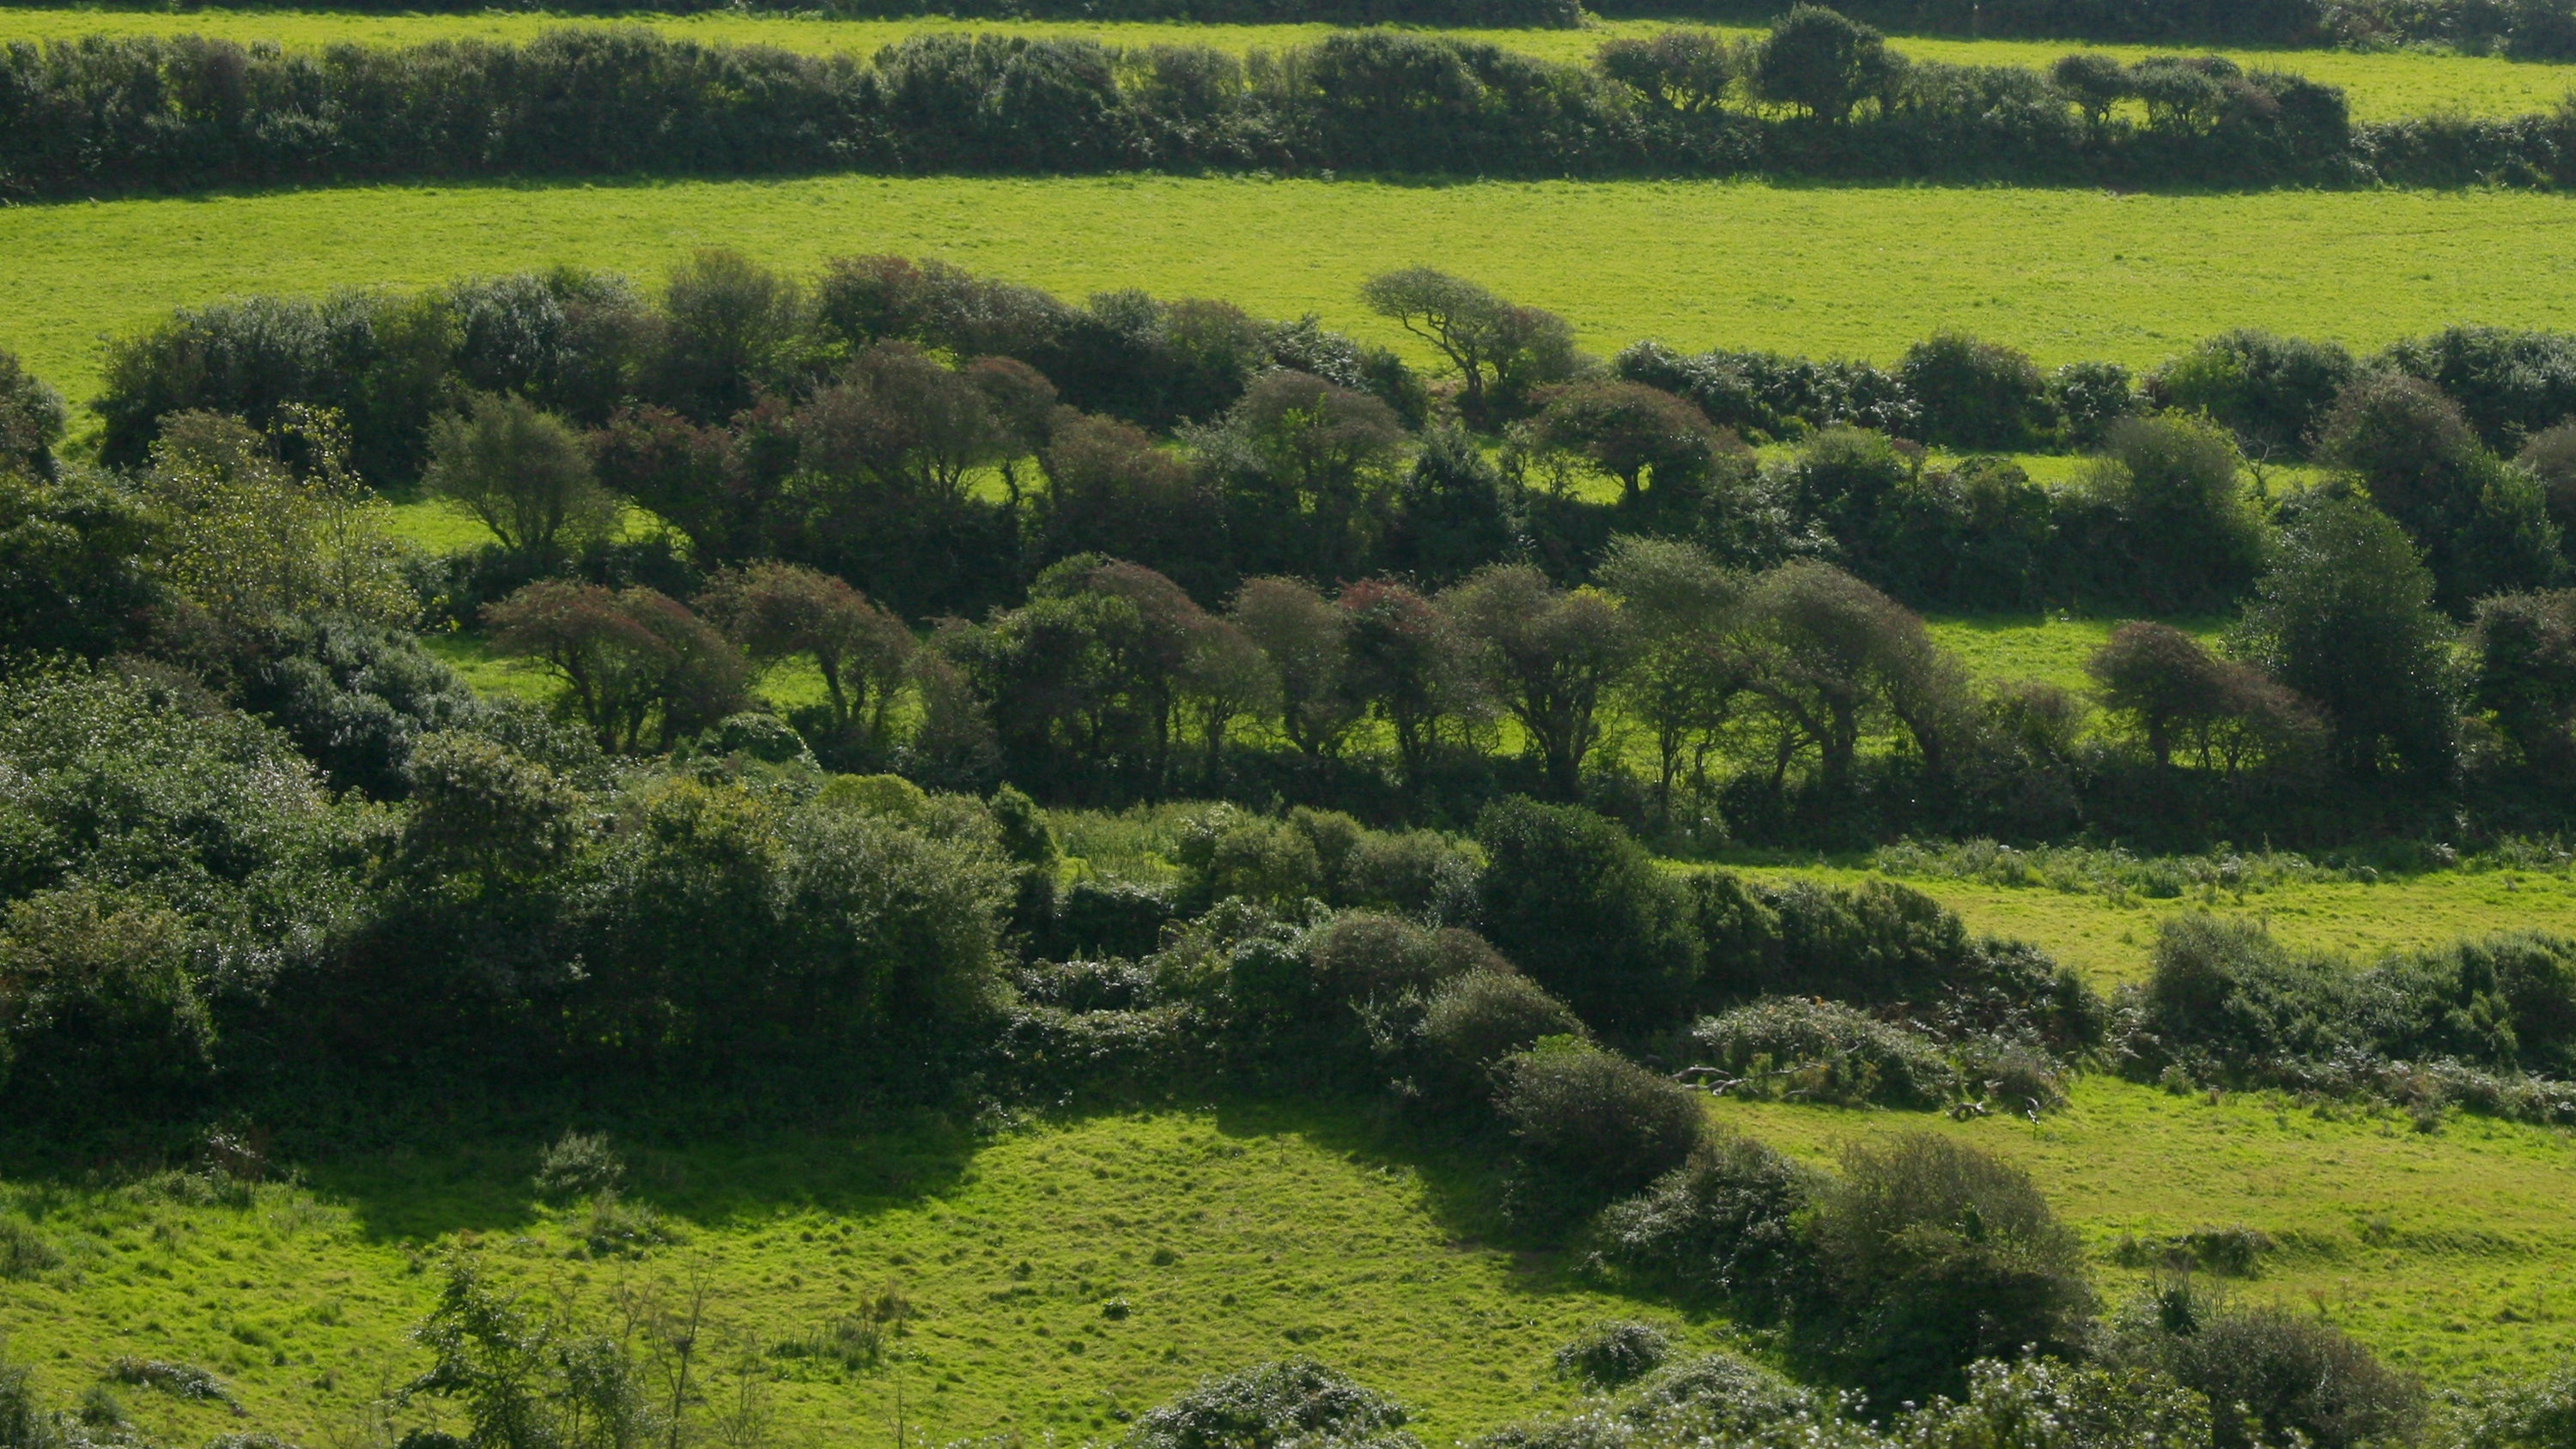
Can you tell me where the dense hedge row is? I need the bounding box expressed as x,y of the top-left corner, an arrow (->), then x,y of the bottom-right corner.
9,17 -> 2570,199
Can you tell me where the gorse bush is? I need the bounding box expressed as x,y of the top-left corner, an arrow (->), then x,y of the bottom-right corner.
1807,1133 -> 2094,1405
1493,1039 -> 1708,1229
1122,1357 -> 1420,1449
1587,1131 -> 1821,1318
2103,1280 -> 2424,1449
2136,913 -> 2576,1091
1687,998 -> 1959,1108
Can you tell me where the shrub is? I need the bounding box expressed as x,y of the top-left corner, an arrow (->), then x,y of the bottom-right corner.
105,1360 -> 230,1405
1419,969 -> 1588,1101
2452,1364 -> 2576,1449
1123,1357 -> 1420,1449
1588,1132 -> 1820,1319
1494,1040 -> 1707,1228
1899,334 -> 2052,452
1339,829 -> 1479,920
1759,877 -> 1968,1004
2073,414 -> 2267,613
2048,360 -> 2140,449
1309,912 -> 1467,1002
0,888 -> 215,1102
1552,1322 -> 1674,1391
1688,998 -> 1959,1109
0,468 -> 160,660
2105,1282 -> 2422,1449
2474,590 -> 2576,773
1049,879 -> 1181,961
1178,809 -> 1327,911
1893,1358 -> 2215,1449
533,1131 -> 625,1201
1474,799 -> 1699,1031
0,352 -> 67,477
2149,330 -> 2354,461
1807,1133 -> 2094,1405
0,1222 -> 60,1281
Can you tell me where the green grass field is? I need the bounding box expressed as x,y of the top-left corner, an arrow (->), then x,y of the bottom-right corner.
5,1086 -> 2564,1449
0,8 -> 2568,122
11,176 -> 2576,416
1712,1076 -> 2576,1385
0,1107 -> 1662,1447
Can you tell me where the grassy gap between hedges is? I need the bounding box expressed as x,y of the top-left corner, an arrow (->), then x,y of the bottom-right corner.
10,179 -> 2576,418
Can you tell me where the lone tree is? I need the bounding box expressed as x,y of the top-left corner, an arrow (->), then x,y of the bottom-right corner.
422,391 -> 616,558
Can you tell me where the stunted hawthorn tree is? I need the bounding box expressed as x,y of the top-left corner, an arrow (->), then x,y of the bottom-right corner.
485,580 -> 750,754
1524,380 -> 1733,507
422,391 -> 617,559
1731,561 -> 1973,792
1217,371 -> 1410,583
1443,564 -> 1635,798
1340,578 -> 1470,788
2087,621 -> 2322,779
1231,576 -> 1359,762
1596,535 -> 1747,816
1359,268 -> 1580,427
697,561 -> 914,746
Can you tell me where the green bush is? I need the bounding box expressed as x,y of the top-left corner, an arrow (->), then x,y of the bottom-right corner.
1899,334 -> 2053,452
1807,1133 -> 2093,1406
0,888 -> 214,1102
1493,1040 -> 1706,1229
1123,1357 -> 1420,1449
1689,998 -> 1959,1109
1552,1321 -> 1674,1391
532,1131 -> 625,1202
2149,330 -> 2354,462
2451,1363 -> 2576,1449
1474,799 -> 1699,1031
2105,1282 -> 2422,1449
1418,969 -> 1588,1102
1588,1131 -> 1821,1319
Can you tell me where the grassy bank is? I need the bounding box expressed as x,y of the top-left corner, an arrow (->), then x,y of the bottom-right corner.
0,1106 -> 1649,1447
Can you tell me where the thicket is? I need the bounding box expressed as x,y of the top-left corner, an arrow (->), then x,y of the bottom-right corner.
23,256 -> 2576,852
11,9 -> 2575,200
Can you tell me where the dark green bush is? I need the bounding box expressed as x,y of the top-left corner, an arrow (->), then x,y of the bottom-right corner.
2149,330 -> 2354,461
1807,1132 -> 2094,1405
1418,969 -> 1588,1102
1474,799 -> 1700,1031
1588,1131 -> 1821,1319
1899,334 -> 2054,452
0,469 -> 160,661
2105,1281 -> 2422,1449
1494,1040 -> 1707,1228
